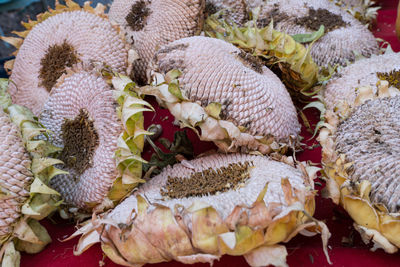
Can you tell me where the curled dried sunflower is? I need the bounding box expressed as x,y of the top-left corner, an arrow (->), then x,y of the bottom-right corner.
1,0 -> 129,116
72,153 -> 331,266
320,80 -> 400,254
130,36 -> 301,154
39,65 -> 152,217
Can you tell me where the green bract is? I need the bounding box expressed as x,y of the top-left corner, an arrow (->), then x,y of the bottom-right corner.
107,74 -> 154,202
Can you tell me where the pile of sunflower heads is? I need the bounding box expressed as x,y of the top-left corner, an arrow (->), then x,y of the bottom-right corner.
1,0 -> 399,266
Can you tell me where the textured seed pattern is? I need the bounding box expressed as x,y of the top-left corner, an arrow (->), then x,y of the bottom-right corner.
335,96 -> 400,213
9,11 -> 128,116
39,70 -> 123,209
248,0 -> 378,68
0,109 -> 32,238
324,53 -> 400,110
155,36 -> 300,140
109,153 -> 306,222
60,108 -> 99,175
205,0 -> 248,25
162,161 -> 252,198
109,0 -> 204,85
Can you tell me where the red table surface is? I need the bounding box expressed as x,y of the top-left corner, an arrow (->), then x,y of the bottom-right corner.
20,1 -> 400,266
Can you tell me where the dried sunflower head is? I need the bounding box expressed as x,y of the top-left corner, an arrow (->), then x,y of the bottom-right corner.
0,80 -> 64,265
248,0 -> 378,68
39,65 -> 152,217
323,52 -> 400,111
72,153 -> 330,266
319,80 -> 400,254
109,0 -> 205,85
1,0 -> 128,116
132,36 -> 301,154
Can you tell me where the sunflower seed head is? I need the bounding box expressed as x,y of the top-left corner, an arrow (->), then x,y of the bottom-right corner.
8,10 -> 128,116
112,154 -> 307,221
75,153 -> 332,266
335,96 -> 400,213
155,36 -> 300,141
40,68 -> 122,209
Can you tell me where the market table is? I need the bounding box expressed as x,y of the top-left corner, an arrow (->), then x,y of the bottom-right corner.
19,0 -> 400,266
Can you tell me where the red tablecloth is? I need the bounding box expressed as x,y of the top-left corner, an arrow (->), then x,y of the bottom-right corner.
20,1 -> 400,266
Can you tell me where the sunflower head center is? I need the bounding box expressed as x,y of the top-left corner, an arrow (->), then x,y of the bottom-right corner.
377,70 -> 400,89
161,161 -> 252,199
125,0 -> 151,31
295,8 -> 349,32
39,41 -> 79,92
60,109 -> 99,174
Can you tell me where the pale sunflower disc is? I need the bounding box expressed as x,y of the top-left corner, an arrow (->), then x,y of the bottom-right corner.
72,153 -> 331,266
8,10 -> 128,116
39,69 -> 122,210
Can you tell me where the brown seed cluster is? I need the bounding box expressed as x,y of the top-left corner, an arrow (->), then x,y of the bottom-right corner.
39,41 -> 79,92
295,8 -> 349,32
237,51 -> 264,74
60,108 -> 99,175
161,161 -> 253,199
125,0 -> 152,31
377,70 -> 400,90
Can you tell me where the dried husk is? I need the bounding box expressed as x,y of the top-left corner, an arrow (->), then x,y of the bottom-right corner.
70,153 -> 331,266
319,81 -> 400,253
0,80 -> 65,266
